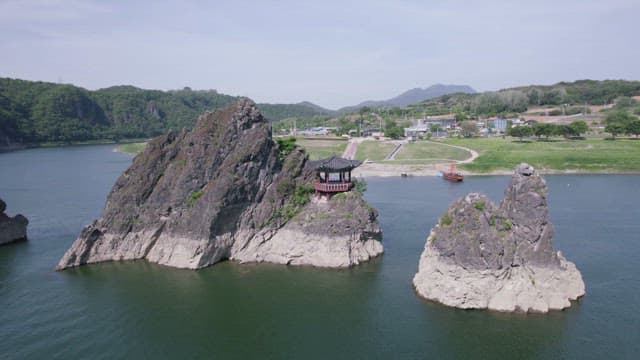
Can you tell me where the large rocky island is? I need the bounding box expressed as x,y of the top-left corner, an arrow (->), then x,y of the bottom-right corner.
0,198 -> 28,245
413,164 -> 584,312
57,99 -> 382,270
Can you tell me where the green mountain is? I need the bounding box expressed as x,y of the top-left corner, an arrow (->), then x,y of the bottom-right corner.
0,78 -> 333,148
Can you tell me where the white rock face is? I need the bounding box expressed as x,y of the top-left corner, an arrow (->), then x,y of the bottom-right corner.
232,228 -> 383,268
230,194 -> 383,268
413,232 -> 585,312
58,194 -> 383,270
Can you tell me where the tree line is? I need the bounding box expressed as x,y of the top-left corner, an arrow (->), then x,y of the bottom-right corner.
507,121 -> 590,141
410,80 -> 640,119
0,78 -> 332,146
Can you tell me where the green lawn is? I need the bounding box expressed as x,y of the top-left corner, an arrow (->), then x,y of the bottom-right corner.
444,138 -> 640,173
117,138 -> 347,159
118,142 -> 147,155
355,141 -> 397,161
295,138 -> 347,160
394,141 -> 470,162
381,159 -> 444,165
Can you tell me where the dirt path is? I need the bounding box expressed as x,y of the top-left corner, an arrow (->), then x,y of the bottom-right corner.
423,140 -> 479,164
352,140 -> 480,177
342,140 -> 358,160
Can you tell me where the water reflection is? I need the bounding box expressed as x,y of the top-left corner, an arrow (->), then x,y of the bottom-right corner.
57,258 -> 383,358
419,300 -> 578,359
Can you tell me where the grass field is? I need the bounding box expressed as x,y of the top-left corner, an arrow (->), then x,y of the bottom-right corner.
355,141 -> 397,161
118,138 -> 347,159
444,138 -> 640,173
115,137 -> 640,174
295,138 -> 347,160
118,142 -> 147,155
394,141 -> 470,163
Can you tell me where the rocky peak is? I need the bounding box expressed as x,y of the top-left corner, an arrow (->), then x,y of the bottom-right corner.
430,163 -> 558,270
501,163 -> 557,267
413,163 -> 584,312
57,99 -> 382,270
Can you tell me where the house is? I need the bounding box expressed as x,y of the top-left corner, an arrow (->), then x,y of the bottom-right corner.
361,128 -> 381,137
490,118 -> 508,133
299,127 -> 329,136
421,115 -> 457,129
404,124 -> 430,140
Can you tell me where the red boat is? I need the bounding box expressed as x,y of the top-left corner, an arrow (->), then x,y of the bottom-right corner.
441,163 -> 464,182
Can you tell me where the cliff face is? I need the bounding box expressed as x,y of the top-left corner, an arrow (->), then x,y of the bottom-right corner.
413,164 -> 584,312
57,99 -> 382,270
233,192 -> 383,267
0,198 -> 28,245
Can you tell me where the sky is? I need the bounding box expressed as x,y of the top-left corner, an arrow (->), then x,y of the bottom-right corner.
1,0 -> 639,109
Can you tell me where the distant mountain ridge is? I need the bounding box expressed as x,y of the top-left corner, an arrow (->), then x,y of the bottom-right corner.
338,84 -> 475,113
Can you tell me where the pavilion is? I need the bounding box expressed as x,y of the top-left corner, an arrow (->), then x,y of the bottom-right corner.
307,156 -> 362,199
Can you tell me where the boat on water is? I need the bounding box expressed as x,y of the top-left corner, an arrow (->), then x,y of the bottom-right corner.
441,163 -> 464,182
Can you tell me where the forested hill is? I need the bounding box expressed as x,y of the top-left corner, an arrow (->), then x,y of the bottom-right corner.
412,79 -> 640,117
0,78 -> 333,148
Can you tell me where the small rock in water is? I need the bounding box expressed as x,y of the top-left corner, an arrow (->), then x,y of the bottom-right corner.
0,198 -> 29,245
412,163 -> 585,313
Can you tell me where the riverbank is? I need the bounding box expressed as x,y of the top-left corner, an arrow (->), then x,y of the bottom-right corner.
353,161 -> 640,178
10,136 -> 638,177
0,138 -> 149,154
445,137 -> 640,173
115,142 -> 147,154
353,137 -> 640,177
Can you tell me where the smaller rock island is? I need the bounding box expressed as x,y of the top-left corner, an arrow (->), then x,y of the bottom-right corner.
0,198 -> 28,245
413,164 -> 585,312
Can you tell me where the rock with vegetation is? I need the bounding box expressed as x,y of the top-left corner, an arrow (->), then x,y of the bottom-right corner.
57,99 -> 382,270
0,198 -> 28,245
413,163 -> 584,312
233,191 -> 382,267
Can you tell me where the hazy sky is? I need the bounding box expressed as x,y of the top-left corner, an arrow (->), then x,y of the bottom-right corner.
1,0 -> 639,109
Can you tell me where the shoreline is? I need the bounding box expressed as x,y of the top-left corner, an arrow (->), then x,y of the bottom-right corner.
353,162 -> 640,178
0,138 -> 149,154
4,140 -> 639,177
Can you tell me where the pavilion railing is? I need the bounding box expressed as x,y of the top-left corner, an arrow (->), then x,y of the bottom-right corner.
314,182 -> 353,193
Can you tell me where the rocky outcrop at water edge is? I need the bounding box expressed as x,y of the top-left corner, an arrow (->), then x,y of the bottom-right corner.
413,163 -> 585,312
57,99 -> 382,270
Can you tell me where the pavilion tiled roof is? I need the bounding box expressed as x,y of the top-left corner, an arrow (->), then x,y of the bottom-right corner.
307,156 -> 362,171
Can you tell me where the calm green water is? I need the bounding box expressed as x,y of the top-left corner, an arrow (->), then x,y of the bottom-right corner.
1,146 -> 639,359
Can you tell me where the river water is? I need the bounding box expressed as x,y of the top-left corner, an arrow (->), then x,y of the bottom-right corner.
0,145 -> 638,359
